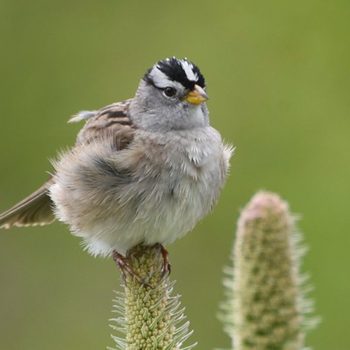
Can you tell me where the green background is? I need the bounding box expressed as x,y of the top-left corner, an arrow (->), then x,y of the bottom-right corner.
0,0 -> 349,349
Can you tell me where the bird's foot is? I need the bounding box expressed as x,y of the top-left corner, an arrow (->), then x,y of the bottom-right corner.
112,250 -> 146,285
155,243 -> 171,278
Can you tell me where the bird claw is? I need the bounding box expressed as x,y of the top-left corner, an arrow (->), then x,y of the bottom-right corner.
112,250 -> 148,285
112,245 -> 171,286
155,243 -> 171,279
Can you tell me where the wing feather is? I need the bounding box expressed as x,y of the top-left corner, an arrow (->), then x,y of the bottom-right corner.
0,98 -> 136,230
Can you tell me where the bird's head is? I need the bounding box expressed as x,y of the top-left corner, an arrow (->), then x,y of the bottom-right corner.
130,57 -> 209,131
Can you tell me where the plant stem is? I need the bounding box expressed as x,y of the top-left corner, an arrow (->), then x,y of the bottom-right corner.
109,244 -> 195,350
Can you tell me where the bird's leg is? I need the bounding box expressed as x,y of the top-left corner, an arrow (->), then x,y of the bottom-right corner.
155,243 -> 171,277
112,250 -> 144,284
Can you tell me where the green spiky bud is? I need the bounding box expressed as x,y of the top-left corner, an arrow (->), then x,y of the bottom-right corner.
221,191 -> 317,350
109,244 -> 196,350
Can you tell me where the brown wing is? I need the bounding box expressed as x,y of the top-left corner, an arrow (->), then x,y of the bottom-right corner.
0,181 -> 55,229
0,99 -> 136,230
74,99 -> 136,149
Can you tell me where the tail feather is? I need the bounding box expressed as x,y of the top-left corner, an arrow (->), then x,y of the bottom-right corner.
0,181 -> 55,229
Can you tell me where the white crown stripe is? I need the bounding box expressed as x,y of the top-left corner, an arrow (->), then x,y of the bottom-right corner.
149,67 -> 173,88
180,60 -> 198,82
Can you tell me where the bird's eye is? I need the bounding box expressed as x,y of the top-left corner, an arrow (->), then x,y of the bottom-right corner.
163,87 -> 177,98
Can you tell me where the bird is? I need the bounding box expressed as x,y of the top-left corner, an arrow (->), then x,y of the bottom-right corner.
0,57 -> 233,273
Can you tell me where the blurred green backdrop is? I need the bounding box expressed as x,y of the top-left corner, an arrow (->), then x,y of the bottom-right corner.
0,0 -> 349,349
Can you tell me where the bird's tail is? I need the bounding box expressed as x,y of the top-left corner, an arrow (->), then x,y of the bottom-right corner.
0,181 -> 55,229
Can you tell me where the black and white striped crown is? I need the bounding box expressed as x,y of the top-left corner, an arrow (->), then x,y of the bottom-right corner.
144,57 -> 205,90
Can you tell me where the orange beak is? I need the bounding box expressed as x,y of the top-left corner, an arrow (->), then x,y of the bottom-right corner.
185,84 -> 209,105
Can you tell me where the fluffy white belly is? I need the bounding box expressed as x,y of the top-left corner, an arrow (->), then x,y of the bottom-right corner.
50,128 -> 231,256
74,176 -> 211,256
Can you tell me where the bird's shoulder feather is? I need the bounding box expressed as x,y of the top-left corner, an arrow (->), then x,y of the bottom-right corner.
74,99 -> 136,150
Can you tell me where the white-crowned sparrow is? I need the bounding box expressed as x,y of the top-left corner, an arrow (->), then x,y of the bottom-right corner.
0,57 -> 233,260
